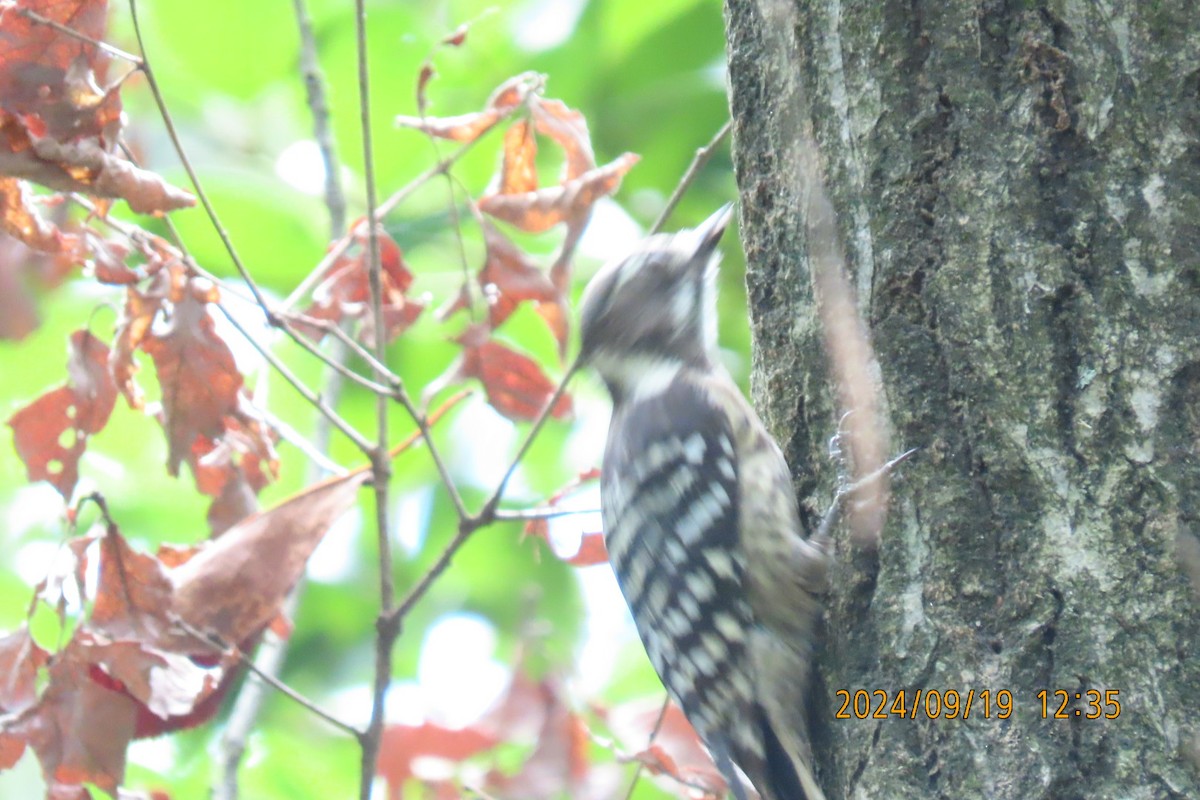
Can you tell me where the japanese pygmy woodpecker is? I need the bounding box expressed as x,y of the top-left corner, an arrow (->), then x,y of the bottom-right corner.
578,205 -> 830,800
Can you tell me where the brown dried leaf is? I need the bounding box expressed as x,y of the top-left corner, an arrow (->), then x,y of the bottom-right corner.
81,633 -> 221,724
7,329 -> 117,499
395,72 -> 541,142
0,235 -> 41,340
0,133 -> 195,213
188,399 -> 280,535
0,175 -> 67,251
0,626 -> 50,717
0,0 -> 119,140
142,283 -> 243,476
13,640 -> 139,798
0,1 -> 194,212
167,468 -> 370,649
498,119 -> 538,195
394,107 -> 504,142
479,152 -> 639,233
530,97 -> 594,180
109,252 -> 182,409
90,525 -> 174,642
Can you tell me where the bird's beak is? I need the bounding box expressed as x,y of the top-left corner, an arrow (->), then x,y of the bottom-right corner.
693,203 -> 735,259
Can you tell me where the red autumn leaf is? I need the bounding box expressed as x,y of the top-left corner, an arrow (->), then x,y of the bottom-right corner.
521,468 -> 604,566
438,222 -> 569,354
377,721 -> 497,797
142,281 -> 243,476
609,699 -> 727,798
165,468 -> 370,651
83,228 -> 138,285
0,0 -> 194,212
430,324 -> 571,423
7,329 -> 117,499
479,152 -> 639,234
395,72 -> 540,143
477,669 -> 553,743
563,532 -> 608,566
301,223 -> 424,347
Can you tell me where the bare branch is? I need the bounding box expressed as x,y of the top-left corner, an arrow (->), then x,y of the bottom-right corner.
170,615 -> 359,738
279,127 -> 511,313
493,506 -> 600,522
126,0 -> 276,322
292,0 -> 347,238
650,118 -> 732,235
351,1 -> 396,796
620,695 -> 672,800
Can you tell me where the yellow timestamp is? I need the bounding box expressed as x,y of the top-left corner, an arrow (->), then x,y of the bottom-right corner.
833,689 -> 1014,720
1037,689 -> 1121,719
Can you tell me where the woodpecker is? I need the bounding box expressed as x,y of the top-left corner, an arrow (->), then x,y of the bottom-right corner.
579,205 -> 830,800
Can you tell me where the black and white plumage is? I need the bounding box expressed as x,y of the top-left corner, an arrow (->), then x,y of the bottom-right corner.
579,206 -> 830,800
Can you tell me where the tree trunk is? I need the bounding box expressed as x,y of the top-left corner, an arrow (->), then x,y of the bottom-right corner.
724,1 -> 1200,797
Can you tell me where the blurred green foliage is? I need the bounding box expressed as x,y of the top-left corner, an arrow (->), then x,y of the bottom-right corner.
0,0 -> 743,797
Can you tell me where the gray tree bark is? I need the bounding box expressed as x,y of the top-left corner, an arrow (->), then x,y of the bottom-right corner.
724,1 -> 1200,798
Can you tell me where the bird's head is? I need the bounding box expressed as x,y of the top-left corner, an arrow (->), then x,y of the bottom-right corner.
578,204 -> 733,400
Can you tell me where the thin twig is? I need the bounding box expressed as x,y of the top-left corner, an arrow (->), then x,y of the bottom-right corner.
147,209 -> 377,455
620,695 -> 672,800
390,383 -> 469,520
126,0 -> 276,320
215,301 -> 376,453
650,119 -> 732,235
277,309 -> 402,385
171,616 -> 359,737
481,362 -> 579,520
353,1 -> 396,797
278,128 -> 509,312
16,7 -> 143,63
257,406 -> 349,477
274,317 -> 398,397
386,518 -> 475,627
379,364 -> 576,631
415,57 -> 477,324
493,506 -> 600,522
215,347 -> 349,800
292,0 -> 347,238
